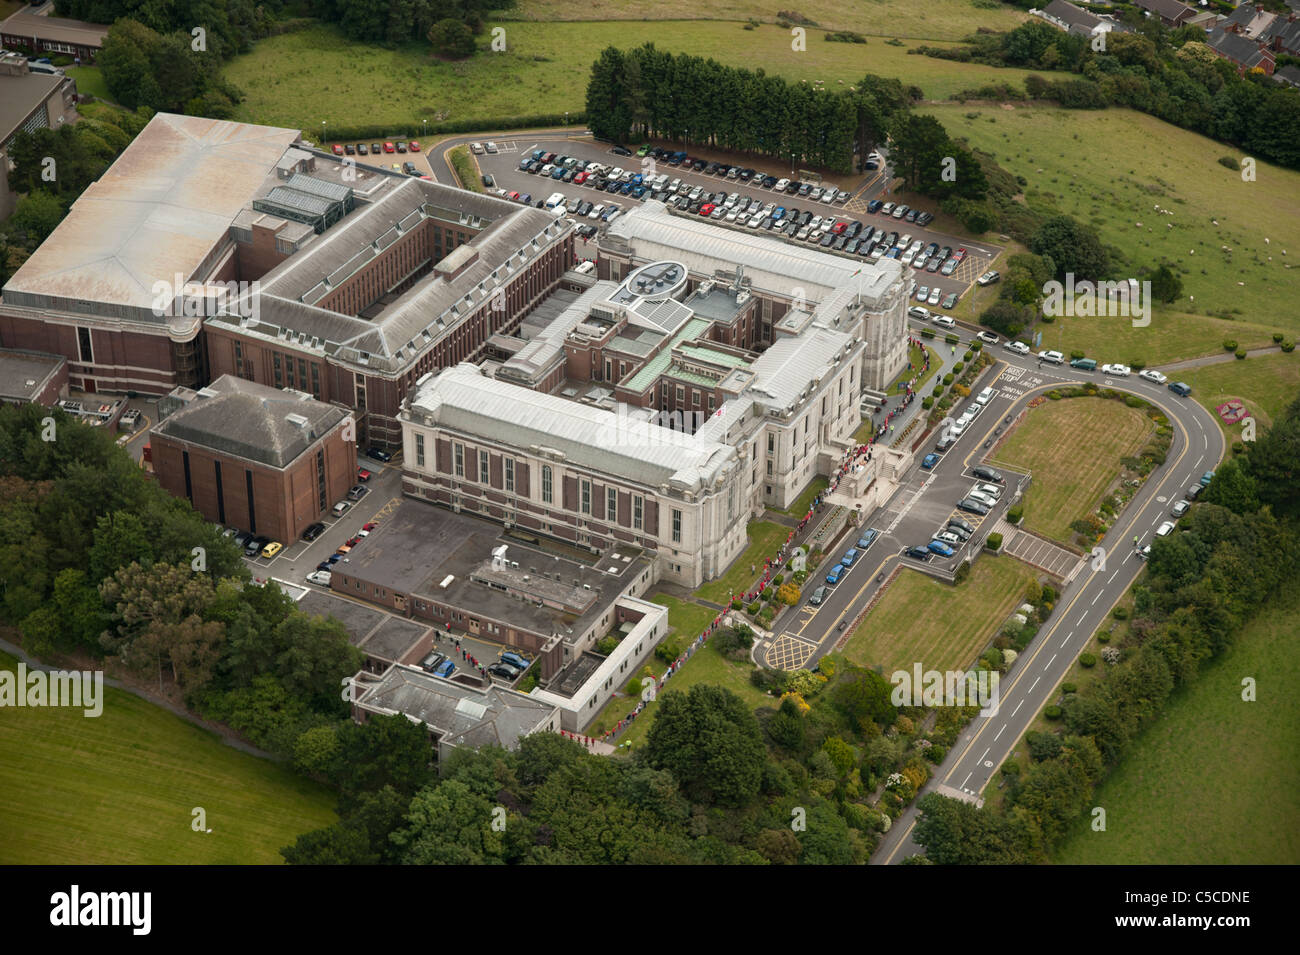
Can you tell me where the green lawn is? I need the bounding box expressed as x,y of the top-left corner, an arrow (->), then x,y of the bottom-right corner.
781,476 -> 828,517
927,104 -> 1300,331
585,594 -> 770,743
1176,350 -> 1300,440
992,397 -> 1154,544
695,520 -> 790,605
0,651 -> 337,864
1032,310 -> 1281,370
67,66 -> 113,103
889,342 -> 939,395
843,556 -> 1035,674
225,22 -> 1042,134
1053,586 -> 1300,864
508,0 -> 1031,40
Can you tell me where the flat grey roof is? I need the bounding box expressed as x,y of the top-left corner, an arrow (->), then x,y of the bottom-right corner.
0,10 -> 110,47
0,348 -> 64,401
0,69 -> 62,142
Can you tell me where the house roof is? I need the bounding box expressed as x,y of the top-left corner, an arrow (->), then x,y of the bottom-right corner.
0,10 -> 109,48
1132,0 -> 1196,24
0,62 -> 63,143
1041,0 -> 1104,33
1205,27 -> 1269,67
152,374 -> 348,468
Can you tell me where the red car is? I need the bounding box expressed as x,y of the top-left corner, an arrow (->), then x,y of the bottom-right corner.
331,144 -> 344,156
346,535 -> 362,547
574,171 -> 588,184
382,142 -> 395,154
699,203 -> 715,216
356,467 -> 372,482
509,191 -> 520,200
362,522 -> 377,532
830,221 -> 847,234
409,141 -> 421,152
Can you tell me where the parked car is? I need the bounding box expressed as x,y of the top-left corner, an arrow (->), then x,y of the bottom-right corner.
908,306 -> 930,321
1070,357 -> 1097,371
948,516 -> 975,535
244,535 -> 270,556
857,529 -> 879,550
1169,381 -> 1193,397
332,501 -> 351,517
921,452 -> 939,469
906,546 -> 931,561
977,330 -> 999,345
260,540 -> 283,559
841,547 -> 860,567
1200,470 -> 1215,486
927,539 -> 955,557
941,292 -> 959,309
1004,340 -> 1030,355
301,522 -> 326,542
1038,350 -> 1065,365
1155,521 -> 1176,537
1171,499 -> 1191,518
808,585 -> 828,606
976,270 -> 1000,286
488,663 -> 519,680
1139,369 -> 1168,384
936,530 -> 962,546
307,570 -> 331,585
957,498 -> 990,516
1101,363 -> 1131,376
1186,484 -> 1203,500
825,563 -> 846,585
347,484 -> 369,501
972,465 -> 1003,483
501,651 -> 531,671
944,524 -> 971,543
366,446 -> 393,462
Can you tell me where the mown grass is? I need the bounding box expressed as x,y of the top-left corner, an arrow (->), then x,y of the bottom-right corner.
694,520 -> 791,605
1053,586 -> 1300,864
992,397 -> 1153,544
843,556 -> 1035,674
225,22 -> 1043,134
926,104 -> 1300,329
1175,350 -> 1300,441
0,650 -> 336,864
67,65 -> 113,103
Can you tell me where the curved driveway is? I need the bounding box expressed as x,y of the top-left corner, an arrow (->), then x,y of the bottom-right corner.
856,342 -> 1226,863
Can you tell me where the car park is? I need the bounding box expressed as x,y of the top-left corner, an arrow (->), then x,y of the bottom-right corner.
1139,369 -> 1167,384
1101,363 -> 1131,376
921,453 -> 939,469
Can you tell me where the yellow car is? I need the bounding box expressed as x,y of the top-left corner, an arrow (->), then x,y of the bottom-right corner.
261,541 -> 283,559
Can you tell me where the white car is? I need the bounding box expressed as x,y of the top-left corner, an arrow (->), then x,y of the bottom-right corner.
469,142 -> 484,154
927,288 -> 942,306
974,482 -> 1002,501
775,178 -> 790,191
588,204 -> 605,220
307,570 -> 332,586
932,315 -> 955,329
1003,340 -> 1030,355
1139,369 -> 1167,384
1039,350 -> 1065,364
1155,521 -> 1176,537
484,142 -> 498,153
977,331 -> 999,345
908,306 -> 930,321
968,490 -> 998,508
1101,363 -> 1131,377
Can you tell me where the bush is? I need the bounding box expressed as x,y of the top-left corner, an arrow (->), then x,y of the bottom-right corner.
964,350 -> 974,361
1040,314 -> 1054,323
1235,349 -> 1246,360
953,560 -> 971,584
596,636 -> 619,655
1112,605 -> 1129,620
1129,359 -> 1146,371
1043,705 -> 1062,720
986,532 -> 1003,551
1283,341 -> 1296,353
748,601 -> 761,614
1232,440 -> 1246,455
625,677 -> 643,696
1007,504 -> 1023,525
1274,332 -> 1285,343
970,341 -> 983,353
932,383 -> 944,397
943,373 -> 954,386
1218,156 -> 1238,169
952,362 -> 964,374
1078,652 -> 1097,668
921,328 -> 936,339
1060,682 -> 1077,694
1070,350 -> 1085,361
1223,339 -> 1238,351
922,396 -> 934,410
945,333 -> 960,345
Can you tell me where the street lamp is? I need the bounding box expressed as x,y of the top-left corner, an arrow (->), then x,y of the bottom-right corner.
564,111 -> 569,127
422,118 -> 427,140
321,120 -> 326,149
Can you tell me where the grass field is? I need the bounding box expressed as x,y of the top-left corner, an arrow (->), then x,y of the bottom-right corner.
225,22 -> 1041,134
992,397 -> 1153,544
843,556 -> 1035,673
927,104 -> 1300,330
1176,351 -> 1300,440
585,594 -> 770,743
1053,586 -> 1300,864
507,0 -> 1031,39
781,476 -> 828,517
695,520 -> 790,605
0,651 -> 337,864
67,66 -> 113,103
1030,311 -> 1282,370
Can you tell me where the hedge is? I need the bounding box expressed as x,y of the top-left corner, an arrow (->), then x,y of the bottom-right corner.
1223,339 -> 1238,351
1078,652 -> 1097,668
448,146 -> 484,193
986,532 -> 1003,551
921,328 -> 936,339
314,112 -> 587,144
1007,504 -> 1023,524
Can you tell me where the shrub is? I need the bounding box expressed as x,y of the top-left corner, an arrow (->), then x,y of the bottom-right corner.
945,333 -> 960,344
1040,314 -> 1054,323
1274,332 -> 1285,343
1007,504 -> 1023,524
970,341 -> 983,353
964,350 -> 974,361
922,396 -> 934,410
655,636 -> 685,664
1218,156 -> 1238,169
1235,349 -> 1246,360
1070,350 -> 1085,360
748,601 -> 761,614
1283,341 -> 1296,353
943,373 -> 954,386
625,677 -> 643,696
921,328 -> 935,339
1060,682 -> 1077,694
1232,440 -> 1246,455
952,362 -> 964,374
1096,631 -> 1110,644
596,636 -> 619,655
1112,605 -> 1129,620
772,574 -> 784,587
1078,652 -> 1097,668
1043,705 -> 1062,720
1129,359 -> 1146,371
953,560 -> 971,584
1223,339 -> 1238,351
932,383 -> 944,397
986,532 -> 1003,551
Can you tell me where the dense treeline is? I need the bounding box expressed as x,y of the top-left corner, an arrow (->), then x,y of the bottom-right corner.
585,45 -> 915,174
923,19 -> 1300,169
914,395 -> 1300,863
0,403 -> 362,760
304,0 -> 513,45
97,18 -> 247,115
55,0 -> 281,58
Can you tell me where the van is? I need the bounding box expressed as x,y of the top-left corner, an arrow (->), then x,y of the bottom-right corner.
1169,381 -> 1192,397
1069,357 -> 1097,371
975,387 -> 995,406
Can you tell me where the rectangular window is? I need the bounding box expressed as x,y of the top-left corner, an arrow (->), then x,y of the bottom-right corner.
708,394 -> 715,413
542,466 -> 553,504
273,353 -> 283,388
581,480 -> 591,515
454,443 -> 464,477
311,364 -> 320,398
505,458 -> 515,493
607,487 -> 617,520
479,449 -> 489,484
671,508 -> 681,543
676,386 -> 684,403
633,496 -> 643,531
77,327 -> 93,363
415,434 -> 425,468
692,390 -> 700,407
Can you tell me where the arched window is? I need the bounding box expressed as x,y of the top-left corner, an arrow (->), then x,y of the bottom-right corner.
541,465 -> 553,504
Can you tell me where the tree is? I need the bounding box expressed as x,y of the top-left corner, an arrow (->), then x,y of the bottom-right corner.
428,18 -> 476,58
1148,264 -> 1182,303
1030,215 -> 1110,281
331,712 -> 436,804
642,684 -> 766,806
829,666 -> 897,731
7,191 -> 68,246
392,780 -> 506,864
1202,457 -> 1259,515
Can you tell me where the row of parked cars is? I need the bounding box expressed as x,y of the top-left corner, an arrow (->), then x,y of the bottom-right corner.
1137,471 -> 1213,560
633,145 -> 856,202
866,199 -> 935,228
331,140 -> 421,157
812,528 -> 880,597
418,646 -> 530,682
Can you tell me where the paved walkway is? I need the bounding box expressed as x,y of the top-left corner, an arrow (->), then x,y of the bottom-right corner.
1158,345 -> 1281,372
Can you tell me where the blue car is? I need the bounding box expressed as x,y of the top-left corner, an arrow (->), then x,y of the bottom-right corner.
501,651 -> 531,671
857,529 -> 879,550
921,453 -> 939,469
774,206 -> 786,219
928,540 -> 955,558
632,185 -> 646,198
434,659 -> 455,678
1200,470 -> 1215,486
825,563 -> 846,584
326,553 -> 342,564
841,547 -> 859,567
867,199 -> 883,213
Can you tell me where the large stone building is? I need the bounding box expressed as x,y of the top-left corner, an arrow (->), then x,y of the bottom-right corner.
149,375 -> 355,542
0,113 -> 574,450
398,239 -> 880,587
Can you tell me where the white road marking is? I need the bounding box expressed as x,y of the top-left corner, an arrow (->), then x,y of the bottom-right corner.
1108,569 -> 1120,583
1029,677 -> 1040,692
1077,612 -> 1088,625
994,724 -> 1006,741
1012,699 -> 1024,717
1092,590 -> 1102,605
1047,654 -> 1057,667
978,748 -> 989,763
960,772 -> 972,788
